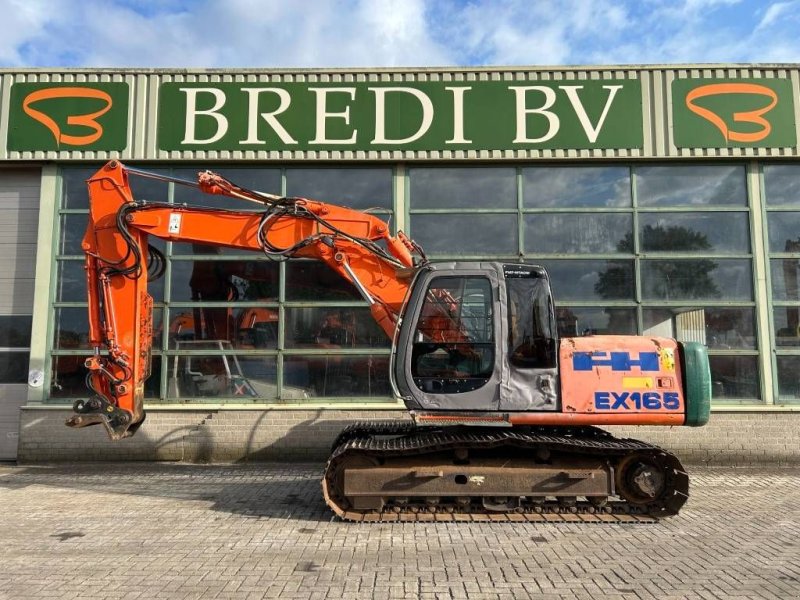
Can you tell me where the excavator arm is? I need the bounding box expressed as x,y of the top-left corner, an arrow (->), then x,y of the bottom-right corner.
69,160 -> 422,439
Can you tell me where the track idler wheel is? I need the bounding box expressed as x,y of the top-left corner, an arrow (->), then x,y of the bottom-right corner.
615,451 -> 689,518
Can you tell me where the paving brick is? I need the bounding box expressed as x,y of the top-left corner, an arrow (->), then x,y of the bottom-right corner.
0,464 -> 799,599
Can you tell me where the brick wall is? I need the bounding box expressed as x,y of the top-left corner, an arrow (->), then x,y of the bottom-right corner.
16,407 -> 800,465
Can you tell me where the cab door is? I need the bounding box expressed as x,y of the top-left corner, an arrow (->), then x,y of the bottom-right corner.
392,264 -> 503,412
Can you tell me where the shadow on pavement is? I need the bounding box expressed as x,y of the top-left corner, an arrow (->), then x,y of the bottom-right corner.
0,462 -> 335,523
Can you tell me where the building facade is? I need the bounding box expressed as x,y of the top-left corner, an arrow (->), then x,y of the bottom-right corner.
1,65 -> 799,463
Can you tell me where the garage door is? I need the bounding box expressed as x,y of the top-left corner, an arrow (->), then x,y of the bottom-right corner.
0,169 -> 40,460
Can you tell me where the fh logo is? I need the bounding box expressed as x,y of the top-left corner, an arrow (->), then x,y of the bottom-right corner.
685,83 -> 778,143
572,351 -> 659,372
22,87 -> 113,147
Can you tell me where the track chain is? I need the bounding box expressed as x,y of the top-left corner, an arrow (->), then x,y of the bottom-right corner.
323,421 -> 689,524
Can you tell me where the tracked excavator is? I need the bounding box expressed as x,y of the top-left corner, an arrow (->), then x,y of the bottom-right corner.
69,161 -> 711,522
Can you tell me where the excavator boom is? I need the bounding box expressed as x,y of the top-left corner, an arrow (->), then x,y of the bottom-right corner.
70,160 -> 420,438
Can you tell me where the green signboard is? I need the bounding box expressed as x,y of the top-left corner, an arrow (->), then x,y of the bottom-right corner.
8,82 -> 129,152
672,78 -> 796,148
157,80 -> 643,152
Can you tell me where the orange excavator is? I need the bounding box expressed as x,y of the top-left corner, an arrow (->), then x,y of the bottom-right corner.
69,161 -> 711,522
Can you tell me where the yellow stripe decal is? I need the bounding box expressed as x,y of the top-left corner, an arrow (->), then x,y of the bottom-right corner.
622,377 -> 654,389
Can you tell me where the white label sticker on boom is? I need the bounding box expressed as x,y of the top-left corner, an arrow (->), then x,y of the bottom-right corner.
168,213 -> 182,234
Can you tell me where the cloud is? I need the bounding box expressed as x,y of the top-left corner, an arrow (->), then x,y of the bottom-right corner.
1,0 -> 799,68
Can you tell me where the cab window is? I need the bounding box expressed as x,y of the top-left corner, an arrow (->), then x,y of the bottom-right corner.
411,276 -> 494,394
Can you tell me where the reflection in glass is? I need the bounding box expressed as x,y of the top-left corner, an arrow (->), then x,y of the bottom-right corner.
284,355 -> 391,398
0,315 -> 32,347
524,166 -> 631,208
56,260 -> 89,303
57,259 -> 165,303
286,168 -> 392,210
410,167 -> 516,209
174,168 -> 281,209
538,260 -> 634,301
62,166 -> 171,209
639,213 -> 749,254
773,308 -> 800,347
764,165 -> 800,207
525,213 -> 631,254
59,213 -> 87,255
411,214 -> 518,256
55,308 -> 163,351
776,356 -> 800,401
54,307 -> 91,350
285,307 -> 390,349
61,167 -> 100,209
0,352 -> 28,384
51,355 -> 161,399
169,257 -> 279,303
286,260 -> 361,301
636,165 -> 746,207
641,259 -> 752,301
709,355 -> 760,400
167,351 -> 283,400
555,307 -> 636,337
766,213 -> 800,253
643,307 -> 756,349
168,307 -> 278,349
769,258 -> 800,301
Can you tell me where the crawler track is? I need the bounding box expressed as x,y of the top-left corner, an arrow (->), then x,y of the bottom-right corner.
323,421 -> 689,523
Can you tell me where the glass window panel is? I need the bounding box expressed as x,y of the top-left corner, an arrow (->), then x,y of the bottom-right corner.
538,260 -> 634,301
55,308 -> 163,351
173,168 -> 281,209
773,307 -> 800,347
51,354 -> 161,399
61,167 -> 99,209
0,352 -> 29,383
0,315 -> 32,347
167,353 -> 280,400
636,165 -> 746,207
523,166 -> 631,208
769,258 -> 800,301
767,212 -> 800,253
285,307 -> 390,349
56,260 -> 87,303
170,241 -> 260,257
410,214 -> 518,256
58,213 -> 86,255
286,260 -> 362,301
286,168 -> 392,210
127,167 -> 172,203
555,307 -> 636,337
409,167 -> 516,209
169,258 -> 279,303
643,307 -> 756,350
776,356 -> 800,401
640,212 -> 750,254
709,355 -> 761,401
168,307 -> 278,349
525,213 -> 632,254
764,165 -> 800,207
56,258 -> 165,303
63,166 -> 170,209
641,259 -> 752,301
54,307 -> 91,350
283,355 -> 391,398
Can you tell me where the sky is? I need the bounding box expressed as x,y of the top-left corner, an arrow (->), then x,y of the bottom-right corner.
1,0 -> 800,69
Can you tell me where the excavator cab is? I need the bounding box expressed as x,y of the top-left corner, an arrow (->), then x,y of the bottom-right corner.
393,262 -> 560,414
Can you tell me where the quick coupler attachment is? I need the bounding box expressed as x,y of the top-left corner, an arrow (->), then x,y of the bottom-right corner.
66,396 -> 145,440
